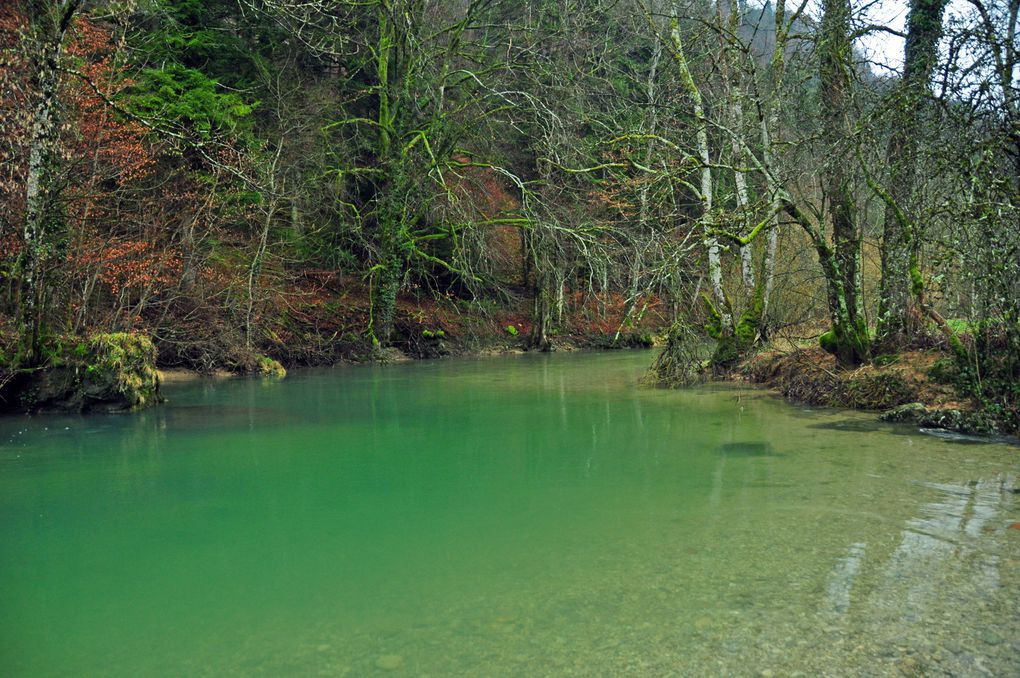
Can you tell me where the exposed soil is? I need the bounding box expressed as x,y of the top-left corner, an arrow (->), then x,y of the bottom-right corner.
742,345 -> 1016,437
743,347 -> 962,410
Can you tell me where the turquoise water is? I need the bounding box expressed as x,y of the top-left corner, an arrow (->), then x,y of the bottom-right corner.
1,351 -> 1018,676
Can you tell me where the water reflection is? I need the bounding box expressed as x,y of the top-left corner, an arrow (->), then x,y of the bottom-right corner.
827,541 -> 866,614
812,473 -> 1019,674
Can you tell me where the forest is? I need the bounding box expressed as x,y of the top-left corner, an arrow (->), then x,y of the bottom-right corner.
1,0 -> 1018,430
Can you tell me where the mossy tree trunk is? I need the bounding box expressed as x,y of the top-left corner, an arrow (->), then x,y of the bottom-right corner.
875,0 -> 947,350
817,0 -> 870,366
17,0 -> 83,366
370,186 -> 405,347
667,9 -> 731,335
779,195 -> 870,367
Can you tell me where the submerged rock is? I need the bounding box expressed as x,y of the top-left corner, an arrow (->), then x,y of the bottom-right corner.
808,418 -> 898,434
717,441 -> 777,457
375,654 -> 404,671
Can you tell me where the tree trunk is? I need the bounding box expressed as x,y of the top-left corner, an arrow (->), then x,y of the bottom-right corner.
818,0 -> 869,366
17,0 -> 82,365
528,225 -> 553,351
668,9 -> 730,331
758,0 -> 789,335
875,0 -> 947,350
720,0 -> 754,291
368,4 -> 401,349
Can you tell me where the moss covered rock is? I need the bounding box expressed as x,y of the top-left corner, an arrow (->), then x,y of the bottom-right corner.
880,402 -> 928,423
254,355 -> 287,379
917,408 -> 1001,436
880,403 -> 1002,436
21,333 -> 163,413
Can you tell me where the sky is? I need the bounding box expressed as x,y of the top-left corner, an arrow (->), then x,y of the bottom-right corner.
854,0 -> 979,74
856,0 -> 911,72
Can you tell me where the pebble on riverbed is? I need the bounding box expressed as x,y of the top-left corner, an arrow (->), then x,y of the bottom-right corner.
375,654 -> 404,670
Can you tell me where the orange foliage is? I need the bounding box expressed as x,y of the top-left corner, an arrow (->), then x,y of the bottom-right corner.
62,18 -> 154,226
448,155 -> 520,217
72,237 -> 182,297
1,11 -> 157,244
446,156 -> 524,281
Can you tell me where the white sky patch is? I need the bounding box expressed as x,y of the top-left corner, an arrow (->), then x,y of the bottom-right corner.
856,0 -> 910,72
853,0 -> 979,75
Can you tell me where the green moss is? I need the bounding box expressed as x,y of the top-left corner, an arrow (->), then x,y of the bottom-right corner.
734,284 -> 765,346
947,332 -> 968,362
819,330 -> 838,354
255,355 -> 286,379
852,316 -> 873,356
78,333 -> 162,410
734,316 -> 756,344
711,335 -> 741,366
820,318 -> 872,365
701,294 -> 723,340
705,285 -> 764,369
927,358 -> 960,384
945,318 -> 971,333
909,253 -> 924,298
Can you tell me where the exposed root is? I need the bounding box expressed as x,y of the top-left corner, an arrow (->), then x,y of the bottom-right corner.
647,318 -> 707,387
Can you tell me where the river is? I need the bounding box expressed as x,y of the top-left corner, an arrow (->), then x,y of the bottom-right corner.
1,351 -> 1018,676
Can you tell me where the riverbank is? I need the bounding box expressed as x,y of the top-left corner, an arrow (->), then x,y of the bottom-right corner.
743,345 -> 1016,437
0,286 -> 663,413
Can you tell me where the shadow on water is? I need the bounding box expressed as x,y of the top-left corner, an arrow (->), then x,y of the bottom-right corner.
717,441 -> 780,457
808,419 -> 1017,446
807,419 -> 915,435
918,428 -> 1002,445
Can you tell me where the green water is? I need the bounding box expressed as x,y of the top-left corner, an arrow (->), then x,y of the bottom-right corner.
2,352 -> 1019,677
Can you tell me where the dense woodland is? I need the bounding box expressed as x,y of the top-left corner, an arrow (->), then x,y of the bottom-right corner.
0,0 -> 1017,427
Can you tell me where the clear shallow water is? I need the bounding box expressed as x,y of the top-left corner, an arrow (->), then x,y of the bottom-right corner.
1,351 -> 1018,677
